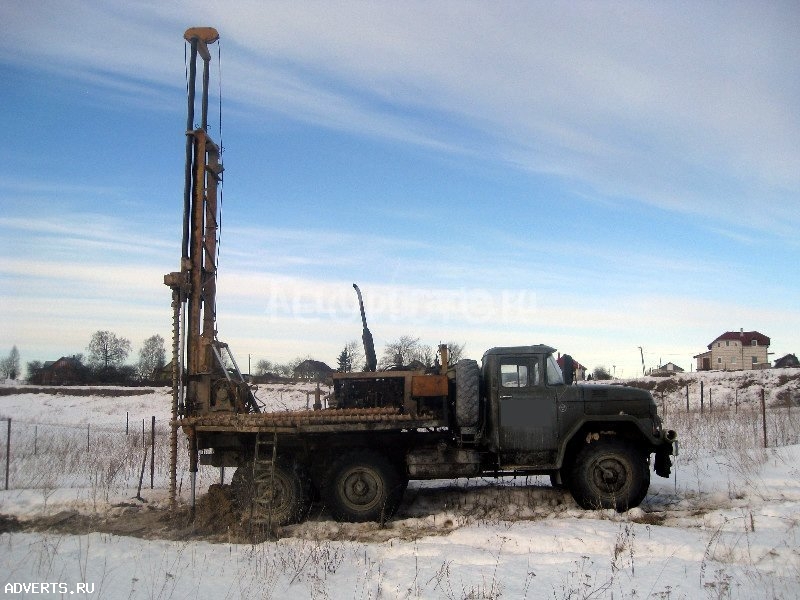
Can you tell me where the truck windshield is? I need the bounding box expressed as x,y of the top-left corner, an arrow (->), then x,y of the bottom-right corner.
546,355 -> 564,385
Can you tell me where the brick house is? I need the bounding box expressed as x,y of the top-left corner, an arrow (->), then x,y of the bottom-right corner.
694,330 -> 770,371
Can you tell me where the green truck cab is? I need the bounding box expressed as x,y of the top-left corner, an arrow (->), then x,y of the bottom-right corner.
472,346 -> 676,511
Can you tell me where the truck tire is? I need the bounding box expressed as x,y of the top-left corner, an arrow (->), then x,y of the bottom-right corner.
568,439 -> 649,511
231,458 -> 311,526
455,359 -> 480,429
322,450 -> 404,522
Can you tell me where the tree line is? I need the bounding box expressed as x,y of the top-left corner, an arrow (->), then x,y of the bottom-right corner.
4,333 -> 469,385
254,336 -> 467,380
4,334 -> 612,386
5,331 -> 167,385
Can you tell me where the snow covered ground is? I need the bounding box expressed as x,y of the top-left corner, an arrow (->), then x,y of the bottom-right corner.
1,373 -> 799,599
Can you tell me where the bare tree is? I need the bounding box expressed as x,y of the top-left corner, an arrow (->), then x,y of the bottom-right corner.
255,359 -> 274,376
273,356 -> 306,378
445,341 -> 467,364
345,339 -> 365,372
26,360 -> 43,380
416,344 -> 434,367
380,335 -> 417,369
137,334 -> 166,381
87,330 -> 132,369
0,346 -> 20,379
380,336 -> 435,369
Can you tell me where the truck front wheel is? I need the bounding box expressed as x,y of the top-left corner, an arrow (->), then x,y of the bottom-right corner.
323,450 -> 404,522
569,439 -> 649,511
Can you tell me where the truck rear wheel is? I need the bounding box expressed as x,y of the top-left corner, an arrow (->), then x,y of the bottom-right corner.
569,439 -> 649,511
455,359 -> 480,430
322,450 -> 404,522
232,458 -> 311,526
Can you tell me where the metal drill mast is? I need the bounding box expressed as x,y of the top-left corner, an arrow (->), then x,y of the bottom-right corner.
165,27 -> 257,512
165,26 -> 222,418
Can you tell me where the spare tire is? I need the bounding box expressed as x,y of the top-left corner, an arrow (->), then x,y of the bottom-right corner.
455,359 -> 480,430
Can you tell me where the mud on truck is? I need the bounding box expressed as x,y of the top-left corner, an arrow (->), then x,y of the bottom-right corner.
165,28 -> 676,528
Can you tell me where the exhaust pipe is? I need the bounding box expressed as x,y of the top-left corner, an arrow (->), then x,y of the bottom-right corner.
353,284 -> 377,372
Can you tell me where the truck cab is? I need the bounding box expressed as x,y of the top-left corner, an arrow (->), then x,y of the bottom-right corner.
471,346 -> 675,510
482,346 -> 570,468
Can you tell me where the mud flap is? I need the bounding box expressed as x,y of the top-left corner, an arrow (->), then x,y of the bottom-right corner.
654,448 -> 672,478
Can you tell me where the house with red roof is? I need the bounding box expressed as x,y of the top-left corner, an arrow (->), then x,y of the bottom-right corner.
694,329 -> 770,371
557,354 -> 587,382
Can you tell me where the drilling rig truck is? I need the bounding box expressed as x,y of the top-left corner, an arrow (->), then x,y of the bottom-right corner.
165,28 -> 676,528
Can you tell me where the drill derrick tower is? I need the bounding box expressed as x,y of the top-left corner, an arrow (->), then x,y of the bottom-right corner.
164,27 -> 258,512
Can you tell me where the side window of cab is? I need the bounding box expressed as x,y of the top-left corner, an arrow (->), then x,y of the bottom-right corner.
500,359 -> 541,387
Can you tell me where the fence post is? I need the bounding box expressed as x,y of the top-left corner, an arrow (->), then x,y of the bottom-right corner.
685,385 -> 689,413
761,387 -> 768,449
126,411 -> 129,435
34,425 -> 37,456
150,416 -> 155,489
4,418 -> 9,491
87,423 -> 90,452
700,381 -> 704,415
709,387 -> 712,413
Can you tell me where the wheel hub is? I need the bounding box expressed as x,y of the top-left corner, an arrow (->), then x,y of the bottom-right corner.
343,469 -> 380,506
593,458 -> 626,492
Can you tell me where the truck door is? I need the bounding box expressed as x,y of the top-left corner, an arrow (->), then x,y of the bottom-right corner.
497,355 -> 558,466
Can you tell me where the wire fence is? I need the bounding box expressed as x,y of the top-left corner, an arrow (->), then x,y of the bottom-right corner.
0,414 -> 177,494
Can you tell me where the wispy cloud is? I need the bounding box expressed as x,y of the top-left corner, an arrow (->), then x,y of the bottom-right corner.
3,2 -> 797,238
0,215 -> 174,258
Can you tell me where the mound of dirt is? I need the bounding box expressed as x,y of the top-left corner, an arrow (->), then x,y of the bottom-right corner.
0,486 -> 278,544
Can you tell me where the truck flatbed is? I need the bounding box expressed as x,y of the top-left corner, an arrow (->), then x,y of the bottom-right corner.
180,406 -> 446,434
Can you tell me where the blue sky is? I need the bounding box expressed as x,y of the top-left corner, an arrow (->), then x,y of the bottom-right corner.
1,1 -> 798,377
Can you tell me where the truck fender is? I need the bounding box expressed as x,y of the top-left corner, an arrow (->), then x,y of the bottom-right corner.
556,416 -> 657,470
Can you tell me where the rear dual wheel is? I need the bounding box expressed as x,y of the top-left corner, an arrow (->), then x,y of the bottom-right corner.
231,458 -> 311,526
322,450 -> 405,522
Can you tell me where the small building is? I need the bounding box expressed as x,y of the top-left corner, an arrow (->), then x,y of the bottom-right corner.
652,362 -> 685,375
774,353 -> 800,369
695,329 -> 770,371
293,359 -> 334,382
30,356 -> 84,385
153,359 -> 181,384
